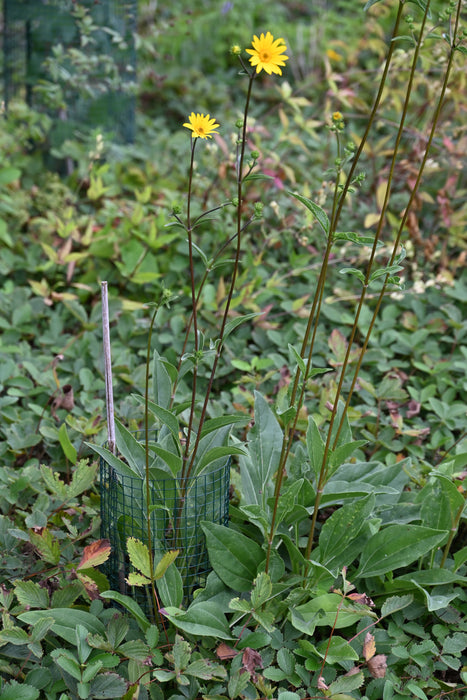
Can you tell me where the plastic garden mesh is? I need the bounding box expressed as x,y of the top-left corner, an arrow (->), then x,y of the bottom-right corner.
100,448 -> 230,610
2,0 -> 136,142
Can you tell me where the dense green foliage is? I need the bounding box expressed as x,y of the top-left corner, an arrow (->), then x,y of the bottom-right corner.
0,0 -> 466,699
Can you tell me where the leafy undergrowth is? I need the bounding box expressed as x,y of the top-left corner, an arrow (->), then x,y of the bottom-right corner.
0,0 -> 467,698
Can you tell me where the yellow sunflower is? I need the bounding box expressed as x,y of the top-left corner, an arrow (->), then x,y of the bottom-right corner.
246,31 -> 289,76
183,113 -> 220,139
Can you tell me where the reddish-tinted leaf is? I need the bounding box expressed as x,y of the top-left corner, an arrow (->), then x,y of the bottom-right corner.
77,539 -> 111,570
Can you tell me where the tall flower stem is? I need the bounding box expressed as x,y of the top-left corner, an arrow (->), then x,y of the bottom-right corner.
182,139 -> 200,475
144,303 -> 168,638
170,225 -> 243,409
183,70 -> 256,483
304,0 -> 434,560
331,0 -> 463,453
265,3 -> 405,572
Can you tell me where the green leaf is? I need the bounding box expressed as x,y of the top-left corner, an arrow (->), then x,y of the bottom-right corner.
100,591 -> 150,633
19,609 -> 105,640
14,580 -> 49,609
153,669 -> 177,682
306,416 -> 326,482
51,580 -> 85,608
288,343 -> 306,376
277,693 -> 301,700
405,681 -> 429,700
328,671 -> 364,694
315,636 -> 359,663
58,423 -> 77,464
127,572 -> 150,586
161,601 -> 232,639
334,231 -> 381,247
0,167 -> 21,185
199,414 -> 249,439
195,445 -> 245,472
339,267 -> 365,283
396,569 -> 467,587
0,218 -> 13,247
329,440 -> 368,470
68,460 -> 98,499
410,580 -> 459,612
222,312 -> 262,342
154,549 -> 179,579
0,680 -> 40,700
153,351 -> 173,411
127,537 -> 151,579
277,647 -> 295,674
288,191 -> 330,235
228,669 -> 250,699
229,598 -> 252,614
185,658 -> 227,680
201,522 -> 265,592
172,633 -> 191,672
0,627 -> 29,645
89,672 -> 128,699
419,474 -> 465,534
251,572 -> 272,608
30,617 -> 54,642
28,529 -> 61,565
50,648 -> 82,680
150,444 -> 183,475
132,397 -> 180,444
356,525 -> 447,578
114,419 -> 147,477
291,594 -> 374,636
239,391 -> 283,510
318,493 -> 375,569
85,442 -> 140,479
369,264 -> 403,283
82,660 -> 103,683
381,594 -> 414,618
118,640 -> 151,661
157,558 -> 184,609
442,632 -> 467,655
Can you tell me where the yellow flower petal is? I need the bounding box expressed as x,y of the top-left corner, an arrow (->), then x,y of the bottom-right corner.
246,31 -> 289,76
183,112 -> 220,139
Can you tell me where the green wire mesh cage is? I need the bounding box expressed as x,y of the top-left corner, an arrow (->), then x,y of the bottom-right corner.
2,0 -> 137,142
100,441 -> 230,612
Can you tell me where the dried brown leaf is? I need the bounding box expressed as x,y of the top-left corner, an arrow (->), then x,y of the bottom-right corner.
362,631 -> 376,661
216,642 -> 238,661
367,654 -> 387,679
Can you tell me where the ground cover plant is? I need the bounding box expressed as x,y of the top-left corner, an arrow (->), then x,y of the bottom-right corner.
0,0 -> 466,699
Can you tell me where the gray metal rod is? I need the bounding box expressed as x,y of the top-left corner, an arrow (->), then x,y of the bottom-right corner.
101,281 -> 116,454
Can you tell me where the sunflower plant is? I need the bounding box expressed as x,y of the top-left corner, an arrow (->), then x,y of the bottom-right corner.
94,30 -> 292,619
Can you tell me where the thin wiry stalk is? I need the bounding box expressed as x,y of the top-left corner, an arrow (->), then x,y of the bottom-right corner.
332,0 -> 464,452
182,139 -> 199,475
305,0 -> 433,560
265,2 -> 405,571
183,70 -> 256,483
170,224 -> 250,408
144,304 -> 169,638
